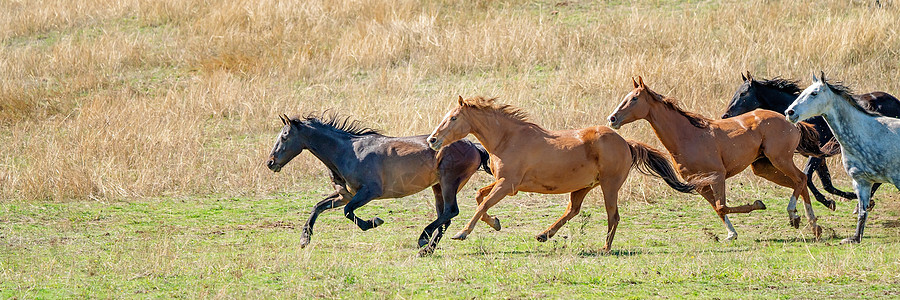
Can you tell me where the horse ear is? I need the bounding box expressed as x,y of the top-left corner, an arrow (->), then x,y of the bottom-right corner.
632,77 -> 639,88
820,71 -> 826,83
811,72 -> 819,83
457,95 -> 464,106
282,114 -> 291,125
638,76 -> 645,88
746,70 -> 753,81
279,114 -> 287,125
741,72 -> 746,82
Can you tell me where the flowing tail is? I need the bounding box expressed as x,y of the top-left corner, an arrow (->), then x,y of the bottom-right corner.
473,143 -> 493,175
796,122 -> 840,157
627,140 -> 703,194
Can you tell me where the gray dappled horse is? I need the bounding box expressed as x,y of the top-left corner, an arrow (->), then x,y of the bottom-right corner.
267,113 -> 493,256
786,72 -> 900,244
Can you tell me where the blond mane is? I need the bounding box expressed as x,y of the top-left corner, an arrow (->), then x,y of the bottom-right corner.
460,96 -> 530,122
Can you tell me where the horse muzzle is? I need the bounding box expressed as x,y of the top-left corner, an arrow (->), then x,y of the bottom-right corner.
266,159 -> 282,172
427,136 -> 442,150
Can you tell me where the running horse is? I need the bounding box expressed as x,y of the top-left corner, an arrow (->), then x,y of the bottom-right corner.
266,113 -> 493,256
607,77 -> 825,241
426,96 -> 703,251
786,72 -> 900,244
722,71 -> 900,210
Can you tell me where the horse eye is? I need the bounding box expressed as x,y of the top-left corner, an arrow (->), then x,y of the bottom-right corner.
810,92 -> 818,96
631,97 -> 637,102
450,116 -> 457,121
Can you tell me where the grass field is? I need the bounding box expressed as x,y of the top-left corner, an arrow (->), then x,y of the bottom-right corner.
2,179 -> 899,298
2,0 -> 900,298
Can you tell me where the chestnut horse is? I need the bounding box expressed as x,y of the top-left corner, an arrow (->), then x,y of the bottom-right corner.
426,96 -> 701,251
606,77 -> 824,241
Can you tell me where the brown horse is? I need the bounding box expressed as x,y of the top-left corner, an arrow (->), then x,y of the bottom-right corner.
426,96 -> 702,251
606,77 -> 823,241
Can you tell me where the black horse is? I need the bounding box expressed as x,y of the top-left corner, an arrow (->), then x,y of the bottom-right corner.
266,113 -> 494,256
723,71 -> 900,210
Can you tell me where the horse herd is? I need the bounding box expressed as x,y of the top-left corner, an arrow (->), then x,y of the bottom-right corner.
266,72 -> 900,256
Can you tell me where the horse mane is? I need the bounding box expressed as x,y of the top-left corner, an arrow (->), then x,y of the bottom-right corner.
460,96 -> 531,123
755,77 -> 802,95
646,88 -> 711,129
822,79 -> 882,117
295,111 -> 381,136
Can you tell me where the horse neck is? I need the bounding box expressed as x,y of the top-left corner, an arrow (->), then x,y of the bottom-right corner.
645,100 -> 705,154
758,86 -> 796,114
466,110 -> 537,154
300,126 -> 359,171
820,95 -> 879,152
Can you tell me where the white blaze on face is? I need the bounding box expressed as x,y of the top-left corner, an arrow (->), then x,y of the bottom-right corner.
607,91 -> 634,127
430,109 -> 455,138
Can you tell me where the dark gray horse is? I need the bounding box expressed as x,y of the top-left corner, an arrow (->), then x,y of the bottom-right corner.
787,72 -> 900,244
723,71 -> 900,210
266,113 -> 494,256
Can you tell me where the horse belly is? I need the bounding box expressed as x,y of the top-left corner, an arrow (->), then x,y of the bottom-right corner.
517,163 -> 600,194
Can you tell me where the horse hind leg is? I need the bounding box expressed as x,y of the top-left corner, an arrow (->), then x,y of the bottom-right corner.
535,187 -> 591,243
760,155 -> 822,238
752,158 -> 803,228
598,174 -> 627,251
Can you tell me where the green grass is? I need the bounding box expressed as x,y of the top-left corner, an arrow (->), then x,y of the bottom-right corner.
2,177 -> 899,298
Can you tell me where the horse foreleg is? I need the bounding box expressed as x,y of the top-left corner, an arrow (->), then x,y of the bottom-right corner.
300,192 -> 348,248
474,183 -> 502,231
842,180 -> 874,244
814,158 -> 857,201
804,157 -> 837,210
451,179 -> 512,241
536,187 -> 591,243
343,186 -> 384,231
698,179 -> 759,241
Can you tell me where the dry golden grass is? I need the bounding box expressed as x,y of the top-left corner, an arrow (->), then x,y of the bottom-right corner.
1,0 -> 899,201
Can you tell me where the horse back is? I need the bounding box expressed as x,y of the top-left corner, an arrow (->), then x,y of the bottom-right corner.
362,135 -> 442,198
854,92 -> 900,118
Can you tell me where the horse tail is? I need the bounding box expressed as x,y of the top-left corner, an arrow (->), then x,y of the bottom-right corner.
627,140 -> 700,194
795,122 -> 839,157
473,142 -> 493,175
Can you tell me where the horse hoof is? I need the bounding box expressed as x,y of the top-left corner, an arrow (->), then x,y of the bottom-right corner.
451,231 -> 468,240
812,225 -> 823,239
535,234 -> 549,242
418,245 -> 435,257
372,217 -> 384,228
840,236 -> 860,244
490,217 -> 502,231
826,200 -> 836,211
754,200 -> 766,210
789,216 -> 801,229
724,233 -> 737,242
418,238 -> 429,248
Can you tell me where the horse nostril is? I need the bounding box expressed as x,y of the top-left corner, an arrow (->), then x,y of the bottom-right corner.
786,109 -> 795,116
721,114 -> 729,119
608,116 -> 617,123
427,137 -> 437,144
266,160 -> 275,167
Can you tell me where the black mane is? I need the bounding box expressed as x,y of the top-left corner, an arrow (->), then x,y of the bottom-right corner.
297,112 -> 381,136
823,79 -> 882,117
756,77 -> 802,95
